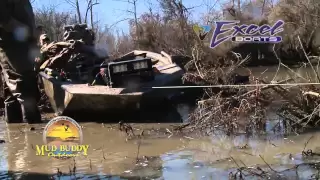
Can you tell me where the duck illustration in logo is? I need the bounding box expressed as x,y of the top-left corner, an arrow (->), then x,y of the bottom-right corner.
42,117 -> 84,159
46,120 -> 80,143
193,25 -> 211,40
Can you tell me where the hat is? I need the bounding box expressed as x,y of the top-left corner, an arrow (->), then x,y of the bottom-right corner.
40,34 -> 49,41
39,34 -> 50,46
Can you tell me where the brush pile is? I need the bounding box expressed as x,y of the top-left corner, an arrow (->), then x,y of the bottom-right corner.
179,44 -> 320,135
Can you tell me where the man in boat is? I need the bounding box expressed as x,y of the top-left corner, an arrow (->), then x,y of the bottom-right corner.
35,33 -> 52,70
39,34 -> 51,51
0,0 -> 42,123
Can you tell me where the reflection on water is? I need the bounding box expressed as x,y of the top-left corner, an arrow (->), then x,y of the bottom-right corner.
0,66 -> 320,179
1,119 -> 320,179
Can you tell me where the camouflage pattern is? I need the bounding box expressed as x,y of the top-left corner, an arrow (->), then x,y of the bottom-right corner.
35,33 -> 51,70
39,41 -> 75,70
39,25 -> 103,82
0,0 -> 41,123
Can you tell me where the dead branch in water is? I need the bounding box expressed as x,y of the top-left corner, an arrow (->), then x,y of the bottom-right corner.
259,155 -> 278,173
135,135 -> 142,163
302,135 -> 314,155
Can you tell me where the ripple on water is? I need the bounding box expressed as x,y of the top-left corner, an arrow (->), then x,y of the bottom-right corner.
161,152 -> 233,180
1,117 -> 320,179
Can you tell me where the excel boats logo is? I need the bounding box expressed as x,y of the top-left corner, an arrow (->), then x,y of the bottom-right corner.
35,116 -> 89,159
193,20 -> 284,48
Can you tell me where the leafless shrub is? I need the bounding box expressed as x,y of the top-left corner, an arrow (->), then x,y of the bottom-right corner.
34,6 -> 77,41
268,0 -> 320,58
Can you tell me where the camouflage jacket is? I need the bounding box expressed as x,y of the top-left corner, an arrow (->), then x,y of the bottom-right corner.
39,40 -> 86,70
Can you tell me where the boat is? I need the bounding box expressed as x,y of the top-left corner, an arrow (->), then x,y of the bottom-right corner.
39,50 -> 184,119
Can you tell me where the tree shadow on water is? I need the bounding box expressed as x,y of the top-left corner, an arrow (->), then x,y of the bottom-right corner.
0,171 -> 159,180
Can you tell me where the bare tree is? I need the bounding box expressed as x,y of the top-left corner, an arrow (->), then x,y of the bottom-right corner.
114,0 -> 140,42
34,5 -> 76,41
64,0 -> 99,27
64,0 -> 82,23
261,0 -> 266,15
202,0 -> 221,24
83,0 -> 100,30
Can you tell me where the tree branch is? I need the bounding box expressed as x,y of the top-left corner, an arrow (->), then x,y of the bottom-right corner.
85,0 -> 93,23
64,0 -> 76,8
106,18 -> 132,30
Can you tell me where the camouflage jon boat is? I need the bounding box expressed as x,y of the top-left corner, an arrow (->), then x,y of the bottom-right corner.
39,50 -> 184,118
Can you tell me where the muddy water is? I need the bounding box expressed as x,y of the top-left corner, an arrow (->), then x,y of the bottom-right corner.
236,65 -> 320,82
2,120 -> 320,180
1,66 -> 320,179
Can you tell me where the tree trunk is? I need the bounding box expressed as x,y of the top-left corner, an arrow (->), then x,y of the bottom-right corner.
261,0 -> 266,16
90,5 -> 94,30
133,0 -> 139,47
76,0 -> 82,23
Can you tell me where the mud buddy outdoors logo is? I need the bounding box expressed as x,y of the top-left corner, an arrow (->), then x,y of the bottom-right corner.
193,20 -> 284,48
35,116 -> 89,159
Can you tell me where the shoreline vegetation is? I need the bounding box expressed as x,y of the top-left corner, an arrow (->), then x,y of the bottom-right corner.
14,0 -> 320,135
1,0 -> 320,178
